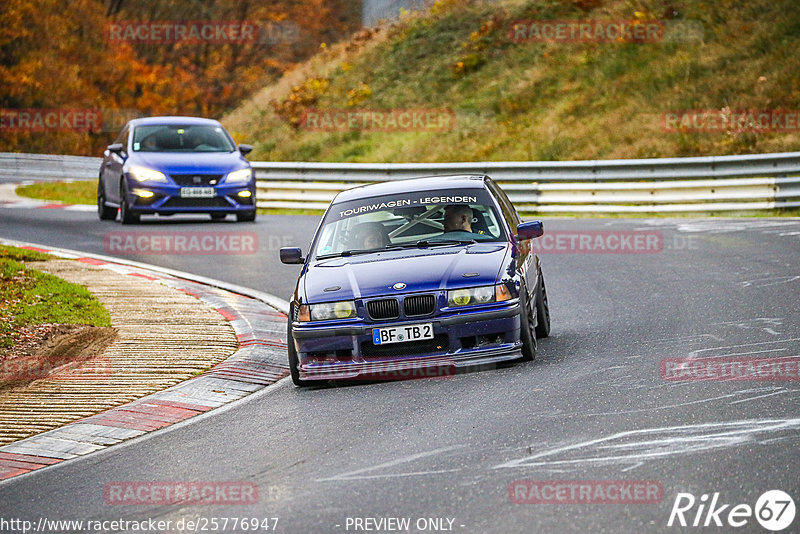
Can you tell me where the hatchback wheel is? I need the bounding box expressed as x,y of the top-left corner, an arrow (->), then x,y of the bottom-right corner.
237,210 -> 256,223
97,182 -> 117,221
119,183 -> 140,225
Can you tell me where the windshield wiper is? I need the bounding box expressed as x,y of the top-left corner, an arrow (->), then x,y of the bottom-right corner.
316,239 -> 477,259
418,239 -> 476,246
316,249 -> 381,260
385,239 -> 477,250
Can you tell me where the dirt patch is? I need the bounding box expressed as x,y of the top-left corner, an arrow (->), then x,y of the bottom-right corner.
0,324 -> 118,390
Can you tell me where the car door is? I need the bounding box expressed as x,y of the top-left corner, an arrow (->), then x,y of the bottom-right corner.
102,125 -> 129,204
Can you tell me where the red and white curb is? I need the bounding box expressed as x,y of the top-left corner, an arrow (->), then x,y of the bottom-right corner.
0,181 -> 95,212
0,239 -> 290,482
0,200 -> 94,211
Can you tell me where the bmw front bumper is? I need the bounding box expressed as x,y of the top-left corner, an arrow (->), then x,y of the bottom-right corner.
291,302 -> 523,381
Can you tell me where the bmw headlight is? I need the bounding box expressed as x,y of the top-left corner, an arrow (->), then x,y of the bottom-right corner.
447,284 -> 512,307
297,300 -> 357,322
128,165 -> 168,183
226,168 -> 253,183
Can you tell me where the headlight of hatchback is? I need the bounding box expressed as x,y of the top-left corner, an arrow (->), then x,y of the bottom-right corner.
226,168 -> 253,183
448,284 -> 512,307
128,166 -> 168,183
297,300 -> 357,322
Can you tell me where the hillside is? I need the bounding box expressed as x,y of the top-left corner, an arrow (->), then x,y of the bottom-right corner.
0,0 -> 359,156
223,0 -> 800,162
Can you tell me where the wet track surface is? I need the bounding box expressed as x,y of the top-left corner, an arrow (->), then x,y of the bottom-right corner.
1,205 -> 799,533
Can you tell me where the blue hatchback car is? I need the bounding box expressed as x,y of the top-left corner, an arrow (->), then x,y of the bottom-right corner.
280,175 -> 550,386
98,116 -> 256,224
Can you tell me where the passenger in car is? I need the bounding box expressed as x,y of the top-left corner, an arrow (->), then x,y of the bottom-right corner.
351,222 -> 390,249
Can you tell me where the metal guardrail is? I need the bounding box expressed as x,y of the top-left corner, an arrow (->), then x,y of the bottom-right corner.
0,152 -> 101,182
252,153 -> 800,213
2,151 -> 800,213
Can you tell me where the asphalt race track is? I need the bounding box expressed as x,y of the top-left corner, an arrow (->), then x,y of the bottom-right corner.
1,204 -> 799,533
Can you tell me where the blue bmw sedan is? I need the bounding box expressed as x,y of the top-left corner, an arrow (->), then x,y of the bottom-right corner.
280,175 -> 550,386
98,116 -> 256,224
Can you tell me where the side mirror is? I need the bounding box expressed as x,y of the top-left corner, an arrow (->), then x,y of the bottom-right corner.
238,144 -> 253,156
107,143 -> 124,155
280,247 -> 304,265
517,221 -> 544,241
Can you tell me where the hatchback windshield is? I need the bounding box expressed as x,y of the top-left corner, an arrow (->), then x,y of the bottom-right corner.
132,124 -> 235,152
312,189 -> 505,259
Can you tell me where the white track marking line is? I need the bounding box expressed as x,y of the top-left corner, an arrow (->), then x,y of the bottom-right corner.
317,445 -> 465,481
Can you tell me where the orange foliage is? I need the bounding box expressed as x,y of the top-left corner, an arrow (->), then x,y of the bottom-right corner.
0,0 -> 359,155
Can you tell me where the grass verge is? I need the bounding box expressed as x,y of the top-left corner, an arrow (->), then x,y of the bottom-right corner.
0,245 -> 111,350
16,180 -> 96,205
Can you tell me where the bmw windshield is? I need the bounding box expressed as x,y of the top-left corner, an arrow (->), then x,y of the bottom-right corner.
312,190 -> 507,260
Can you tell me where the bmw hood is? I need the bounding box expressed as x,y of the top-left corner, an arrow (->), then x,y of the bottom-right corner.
127,151 -> 249,177
302,244 -> 511,302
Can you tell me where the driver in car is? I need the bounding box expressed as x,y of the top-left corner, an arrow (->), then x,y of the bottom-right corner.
440,204 -> 484,240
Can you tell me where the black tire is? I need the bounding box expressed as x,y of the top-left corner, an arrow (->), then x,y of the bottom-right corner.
236,210 -> 256,223
210,213 -> 227,221
287,320 -> 309,387
518,283 -> 537,362
119,183 -> 140,225
535,272 -> 551,339
97,182 -> 117,221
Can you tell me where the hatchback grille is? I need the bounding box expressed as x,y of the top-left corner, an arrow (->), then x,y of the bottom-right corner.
162,197 -> 231,209
170,174 -> 223,186
367,299 -> 399,320
404,295 -> 436,317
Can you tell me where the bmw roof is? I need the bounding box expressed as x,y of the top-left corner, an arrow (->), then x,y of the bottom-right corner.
333,175 -> 488,203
